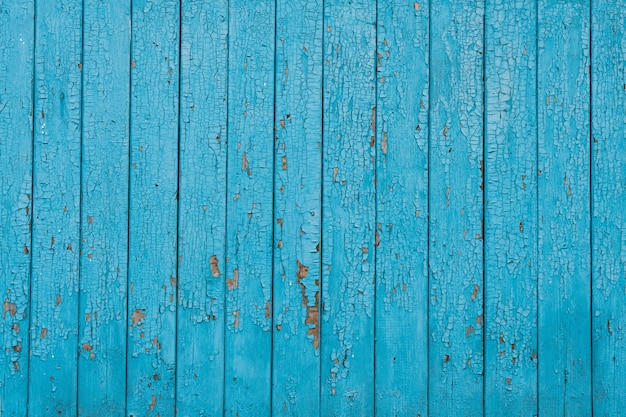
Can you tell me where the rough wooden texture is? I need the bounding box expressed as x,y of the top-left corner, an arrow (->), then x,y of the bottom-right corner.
428,1 -> 485,415
0,2 -> 34,415
321,1 -> 377,415
484,0 -> 538,414
176,1 -> 228,415
29,1 -> 82,415
224,1 -> 275,415
537,0 -> 591,414
375,1 -> 429,415
77,2 -> 130,416
127,1 -> 180,416
272,0 -> 323,414
592,1 -> 626,414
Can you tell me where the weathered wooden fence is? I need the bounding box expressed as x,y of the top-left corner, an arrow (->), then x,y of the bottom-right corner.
1,0 -> 625,416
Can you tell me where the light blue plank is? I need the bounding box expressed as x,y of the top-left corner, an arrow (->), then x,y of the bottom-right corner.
272,0 -> 323,414
321,1 -> 376,415
77,2 -> 130,416
224,1 -> 275,415
428,1 -> 484,415
29,0 -> 82,415
127,1 -> 179,416
375,1 -> 429,415
0,1 -> 34,415
591,2 -> 626,415
176,0 -> 228,415
537,1 -> 591,414
484,1 -> 538,415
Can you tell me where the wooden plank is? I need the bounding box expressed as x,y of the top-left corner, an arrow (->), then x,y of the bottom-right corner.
176,0 -> 228,415
374,1 -> 429,415
591,1 -> 626,414
28,1 -> 82,415
77,2 -> 130,416
320,1 -> 376,414
428,1 -> 484,415
272,0 -> 323,414
537,1 -> 591,414
224,1 -> 275,415
484,1 -> 538,414
0,1 -> 34,415
126,1 -> 179,416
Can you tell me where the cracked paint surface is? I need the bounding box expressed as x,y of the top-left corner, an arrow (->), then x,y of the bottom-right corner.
484,1 -> 538,415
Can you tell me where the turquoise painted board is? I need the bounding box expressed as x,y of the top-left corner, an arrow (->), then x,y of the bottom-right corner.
321,0 -> 376,415
375,1 -> 429,415
176,1 -> 228,416
429,1 -> 484,415
272,0 -> 323,415
224,1 -> 275,415
484,0 -> 538,415
127,1 -> 180,416
0,1 -> 33,415
592,1 -> 626,414
4,2 -> 626,416
77,2 -> 130,416
29,0 -> 82,415
538,0 -> 591,414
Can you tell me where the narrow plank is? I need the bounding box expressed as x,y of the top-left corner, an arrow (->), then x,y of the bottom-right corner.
320,0 -> 377,414
0,2 -> 34,415
224,1 -> 275,415
176,0 -> 228,415
537,0 -> 591,414
484,0 -> 538,414
374,1 -> 429,415
272,0 -> 323,414
28,0 -> 83,415
428,1 -> 485,415
126,1 -> 180,416
591,2 -> 626,414
77,2 -> 130,416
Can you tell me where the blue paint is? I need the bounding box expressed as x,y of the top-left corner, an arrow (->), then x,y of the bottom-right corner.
0,2 -> 34,416
127,1 -> 180,416
77,2 -> 130,416
0,2 -> 623,416
176,1 -> 228,416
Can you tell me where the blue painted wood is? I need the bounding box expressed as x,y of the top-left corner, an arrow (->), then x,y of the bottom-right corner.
127,1 -> 180,416
321,0 -> 377,415
224,1 -> 275,415
29,0 -> 82,415
176,0 -> 228,415
0,2 -> 34,415
429,1 -> 485,415
375,1 -> 429,415
537,1 -> 591,414
592,2 -> 626,415
484,1 -> 538,415
272,0 -> 323,414
77,2 -> 130,416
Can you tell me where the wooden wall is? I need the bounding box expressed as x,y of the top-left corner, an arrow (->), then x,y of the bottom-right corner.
0,0 -> 624,416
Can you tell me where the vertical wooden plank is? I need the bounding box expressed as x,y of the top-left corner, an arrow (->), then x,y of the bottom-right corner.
28,0 -> 82,415
428,1 -> 484,415
224,1 -> 274,415
176,0 -> 228,415
591,1 -> 626,414
0,2 -> 34,415
375,1 -> 429,415
77,2 -> 130,416
484,0 -> 538,414
321,0 -> 376,415
272,0 -> 323,414
127,1 -> 179,416
537,0 -> 591,414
